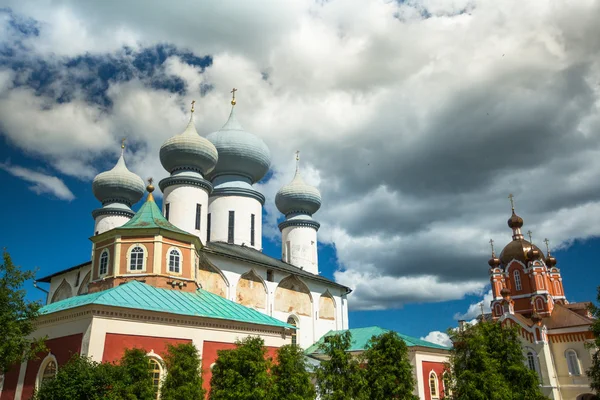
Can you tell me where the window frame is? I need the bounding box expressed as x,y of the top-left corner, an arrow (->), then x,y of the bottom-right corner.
228,210 -> 235,244
429,371 -> 439,399
99,249 -> 110,276
565,349 -> 581,376
514,269 -> 522,291
167,247 -> 182,275
287,316 -> 298,346
442,371 -> 452,397
36,354 -> 58,390
127,244 -> 148,272
195,203 -> 201,230
250,213 -> 255,246
146,352 -> 165,400
207,213 -> 212,242
165,203 -> 170,221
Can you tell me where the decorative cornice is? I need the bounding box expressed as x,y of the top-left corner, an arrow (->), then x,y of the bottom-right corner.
284,210 -> 314,218
278,219 -> 320,231
159,175 -> 213,193
210,187 -> 265,205
101,198 -> 134,207
92,207 -> 135,219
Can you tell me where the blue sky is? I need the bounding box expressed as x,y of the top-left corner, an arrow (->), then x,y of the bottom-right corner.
1,1 -> 600,344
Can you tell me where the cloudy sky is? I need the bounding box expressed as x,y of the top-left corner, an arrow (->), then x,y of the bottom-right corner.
1,0 -> 599,345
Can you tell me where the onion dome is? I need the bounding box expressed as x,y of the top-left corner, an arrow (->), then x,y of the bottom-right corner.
507,211 -> 524,229
160,104 -> 218,176
546,254 -> 557,267
487,239 -> 500,267
205,104 -> 271,183
499,239 -> 544,266
92,146 -> 145,206
500,287 -> 511,298
276,153 -> 322,216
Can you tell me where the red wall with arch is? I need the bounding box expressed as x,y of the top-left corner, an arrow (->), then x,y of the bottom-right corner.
422,360 -> 449,400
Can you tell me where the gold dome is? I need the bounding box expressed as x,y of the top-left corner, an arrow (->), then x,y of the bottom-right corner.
507,211 -> 524,229
499,239 -> 545,267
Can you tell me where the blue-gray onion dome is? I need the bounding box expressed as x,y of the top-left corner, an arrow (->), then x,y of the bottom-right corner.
205,106 -> 271,183
160,112 -> 219,175
275,170 -> 322,216
92,152 -> 145,206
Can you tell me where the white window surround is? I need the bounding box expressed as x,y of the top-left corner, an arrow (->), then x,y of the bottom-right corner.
287,315 -> 299,346
514,270 -> 522,291
127,243 -> 148,272
442,371 -> 452,397
429,371 -> 439,399
166,247 -> 182,275
99,249 -> 109,276
147,350 -> 165,400
36,353 -> 58,390
525,349 -> 541,379
565,349 -> 582,376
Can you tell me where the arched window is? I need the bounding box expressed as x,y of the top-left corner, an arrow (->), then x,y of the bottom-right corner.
566,349 -> 581,376
287,316 -> 298,346
168,249 -> 181,273
526,350 -> 541,380
554,281 -> 560,294
429,371 -> 439,398
442,371 -> 452,397
149,358 -> 163,399
535,298 -> 544,312
37,355 -> 57,389
99,250 -> 109,275
514,270 -> 522,291
129,246 -> 145,271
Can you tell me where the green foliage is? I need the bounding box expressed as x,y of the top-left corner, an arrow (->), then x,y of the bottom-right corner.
160,343 -> 206,400
111,348 -> 156,400
361,331 -> 418,400
0,250 -> 46,373
270,344 -> 316,400
587,286 -> 600,394
209,336 -> 272,400
448,320 -> 548,400
34,354 -> 118,400
314,331 -> 367,400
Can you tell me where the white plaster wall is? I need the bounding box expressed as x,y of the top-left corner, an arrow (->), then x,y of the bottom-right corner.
281,226 -> 318,274
208,196 -> 262,250
94,214 -> 130,235
48,265 -> 92,304
163,184 -> 209,243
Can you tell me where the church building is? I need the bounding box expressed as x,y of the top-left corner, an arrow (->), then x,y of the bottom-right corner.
487,197 -> 596,400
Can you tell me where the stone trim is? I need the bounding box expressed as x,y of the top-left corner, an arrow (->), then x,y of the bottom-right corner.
159,175 -> 213,193
210,187 -> 266,205
278,219 -> 321,231
92,207 -> 135,219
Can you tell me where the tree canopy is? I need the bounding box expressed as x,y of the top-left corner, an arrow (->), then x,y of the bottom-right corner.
160,343 -> 206,400
361,331 -> 418,400
0,250 -> 46,374
209,336 -> 272,400
111,348 -> 156,400
448,320 -> 548,400
270,344 -> 315,400
314,331 -> 367,400
587,286 -> 600,395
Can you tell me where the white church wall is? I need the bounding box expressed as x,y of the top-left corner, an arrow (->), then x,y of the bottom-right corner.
94,214 -> 130,236
208,196 -> 262,250
162,184 -> 209,243
281,225 -> 318,274
47,264 -> 92,304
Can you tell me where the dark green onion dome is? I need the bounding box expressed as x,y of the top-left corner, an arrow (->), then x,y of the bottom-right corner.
205,106 -> 271,184
92,151 -> 145,207
160,112 -> 219,176
276,169 -> 322,216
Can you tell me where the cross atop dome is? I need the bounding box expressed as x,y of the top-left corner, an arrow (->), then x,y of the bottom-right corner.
231,88 -> 237,106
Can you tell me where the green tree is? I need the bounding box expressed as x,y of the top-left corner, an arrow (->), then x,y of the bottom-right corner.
111,348 -> 156,400
448,320 -> 548,400
270,344 -> 316,400
209,336 -> 272,400
361,331 -> 418,400
587,286 -> 600,394
0,250 -> 46,373
34,354 -> 117,400
314,331 -> 367,400
160,343 -> 206,400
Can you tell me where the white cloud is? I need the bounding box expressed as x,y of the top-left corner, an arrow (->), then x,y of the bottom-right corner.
454,289 -> 493,320
0,163 -> 75,201
421,331 -> 452,348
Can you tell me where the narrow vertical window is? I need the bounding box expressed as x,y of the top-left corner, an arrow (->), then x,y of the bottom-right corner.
250,214 -> 255,246
165,203 -> 170,221
168,249 -> 181,273
99,250 -> 109,275
130,246 -> 144,271
228,211 -> 235,244
429,372 -> 439,398
287,316 -> 297,346
267,270 -> 274,282
514,270 -> 522,291
149,358 -> 162,399
195,204 -> 201,230
207,213 -> 211,242
566,350 -> 581,376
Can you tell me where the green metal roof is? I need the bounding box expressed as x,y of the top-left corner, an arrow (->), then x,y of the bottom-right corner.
119,194 -> 189,235
39,280 -> 292,329
304,326 -> 450,355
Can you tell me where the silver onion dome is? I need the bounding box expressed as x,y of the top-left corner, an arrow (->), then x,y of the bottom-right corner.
92,149 -> 145,206
275,163 -> 322,216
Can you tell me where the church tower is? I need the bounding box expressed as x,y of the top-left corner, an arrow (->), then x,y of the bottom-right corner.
205,90 -> 271,250
159,101 -> 218,243
489,195 -> 566,320
275,152 -> 322,274
91,141 -> 145,235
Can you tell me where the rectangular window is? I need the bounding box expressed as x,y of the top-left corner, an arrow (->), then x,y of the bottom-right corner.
267,270 -> 274,282
207,213 -> 211,242
228,211 -> 235,244
165,203 -> 170,221
195,204 -> 201,230
250,214 -> 255,246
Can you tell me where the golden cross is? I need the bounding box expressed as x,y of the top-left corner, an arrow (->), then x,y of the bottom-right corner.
544,238 -> 550,253
230,88 -> 237,105
191,100 -> 195,113
508,193 -> 515,211
527,230 -> 533,242
489,238 -> 495,254
121,137 -> 126,149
